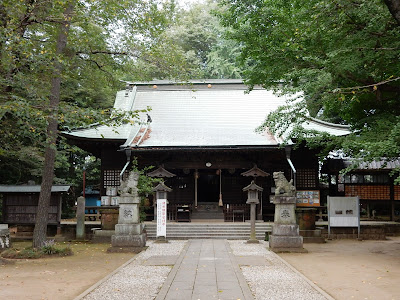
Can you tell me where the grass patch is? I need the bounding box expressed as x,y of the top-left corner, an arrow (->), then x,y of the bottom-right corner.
1,240 -> 73,259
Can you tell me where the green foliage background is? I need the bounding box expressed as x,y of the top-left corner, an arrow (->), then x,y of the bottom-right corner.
219,0 -> 400,175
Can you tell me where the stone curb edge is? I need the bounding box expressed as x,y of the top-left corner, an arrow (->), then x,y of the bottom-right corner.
73,249 -> 141,300
270,248 -> 335,300
225,240 -> 256,300
155,240 -> 190,300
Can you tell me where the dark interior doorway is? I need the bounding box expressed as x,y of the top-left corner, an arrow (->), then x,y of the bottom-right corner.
198,171 -> 219,202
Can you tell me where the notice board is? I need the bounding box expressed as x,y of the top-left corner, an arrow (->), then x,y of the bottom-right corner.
328,196 -> 360,237
296,190 -> 320,207
156,199 -> 167,238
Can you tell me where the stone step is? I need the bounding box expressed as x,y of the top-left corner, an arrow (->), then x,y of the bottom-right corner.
191,213 -> 224,221
144,223 -> 272,240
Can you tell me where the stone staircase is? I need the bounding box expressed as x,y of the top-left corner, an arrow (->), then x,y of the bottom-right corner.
144,222 -> 272,240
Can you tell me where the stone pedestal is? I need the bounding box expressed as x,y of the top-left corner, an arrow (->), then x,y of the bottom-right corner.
110,193 -> 146,252
247,202 -> 259,243
269,196 -> 306,253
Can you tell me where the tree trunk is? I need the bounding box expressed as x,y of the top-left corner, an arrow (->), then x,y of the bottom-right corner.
384,0 -> 400,25
32,3 -> 75,248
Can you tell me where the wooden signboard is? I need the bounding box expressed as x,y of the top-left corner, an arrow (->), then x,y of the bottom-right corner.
296,190 -> 320,207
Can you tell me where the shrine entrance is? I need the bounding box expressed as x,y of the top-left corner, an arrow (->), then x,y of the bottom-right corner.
197,170 -> 220,203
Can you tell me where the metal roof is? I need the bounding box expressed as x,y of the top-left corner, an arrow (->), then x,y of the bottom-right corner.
0,185 -> 71,193
323,158 -> 400,172
63,81 -> 351,148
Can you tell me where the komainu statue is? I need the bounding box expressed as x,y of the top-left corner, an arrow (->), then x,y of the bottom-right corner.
273,171 -> 296,196
118,171 -> 139,196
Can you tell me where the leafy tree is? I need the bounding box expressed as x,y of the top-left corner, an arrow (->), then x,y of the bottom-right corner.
219,0 -> 400,168
0,0 -> 185,247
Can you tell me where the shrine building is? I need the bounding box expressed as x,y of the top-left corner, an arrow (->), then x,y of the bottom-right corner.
62,79 -> 350,222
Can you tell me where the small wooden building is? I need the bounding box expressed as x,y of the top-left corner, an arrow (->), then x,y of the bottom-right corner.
63,80 -> 349,221
322,158 -> 400,221
0,185 -> 70,225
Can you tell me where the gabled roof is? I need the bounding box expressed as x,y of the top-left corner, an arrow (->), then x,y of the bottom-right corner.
0,185 -> 71,193
63,80 -> 350,149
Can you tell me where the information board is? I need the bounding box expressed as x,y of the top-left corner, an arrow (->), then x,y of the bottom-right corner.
328,196 -> 360,238
156,199 -> 167,238
296,190 -> 320,207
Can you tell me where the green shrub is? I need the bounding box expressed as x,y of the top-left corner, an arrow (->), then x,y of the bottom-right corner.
1,241 -> 73,259
1,247 -> 43,259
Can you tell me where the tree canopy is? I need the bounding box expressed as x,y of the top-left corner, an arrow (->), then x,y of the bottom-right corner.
219,0 -> 400,168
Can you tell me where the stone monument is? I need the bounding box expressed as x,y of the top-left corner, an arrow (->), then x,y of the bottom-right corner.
269,172 -> 306,253
109,171 -> 146,252
76,196 -> 85,240
0,224 -> 11,251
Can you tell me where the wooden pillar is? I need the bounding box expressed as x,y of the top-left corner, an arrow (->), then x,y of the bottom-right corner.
194,169 -> 198,208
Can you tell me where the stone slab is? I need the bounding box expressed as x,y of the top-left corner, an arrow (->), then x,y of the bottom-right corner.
142,255 -> 179,266
272,224 -> 299,236
111,233 -> 146,248
94,229 -> 115,236
115,224 -> 143,235
117,204 -> 140,224
269,235 -> 303,249
274,204 -> 297,224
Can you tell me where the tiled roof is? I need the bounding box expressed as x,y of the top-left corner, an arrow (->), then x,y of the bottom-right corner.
63,81 -> 351,148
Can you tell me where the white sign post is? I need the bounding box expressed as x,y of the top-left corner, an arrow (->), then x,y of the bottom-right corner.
156,199 -> 167,239
328,196 -> 360,238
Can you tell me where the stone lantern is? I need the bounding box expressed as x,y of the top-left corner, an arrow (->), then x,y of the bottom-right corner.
243,180 -> 263,243
152,181 -> 172,242
153,181 -> 172,201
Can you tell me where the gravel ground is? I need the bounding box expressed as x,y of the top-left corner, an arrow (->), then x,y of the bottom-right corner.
82,241 -> 186,300
228,240 -> 328,300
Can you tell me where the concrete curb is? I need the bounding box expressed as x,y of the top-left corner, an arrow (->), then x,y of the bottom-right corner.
155,241 -> 190,300
225,240 -> 255,300
73,251 -> 139,300
271,249 -> 335,300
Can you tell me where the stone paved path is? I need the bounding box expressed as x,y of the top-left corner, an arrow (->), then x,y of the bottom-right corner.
76,239 -> 331,300
156,239 -> 253,300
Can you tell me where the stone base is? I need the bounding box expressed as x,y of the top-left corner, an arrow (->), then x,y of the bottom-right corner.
269,247 -> 308,253
269,235 -> 304,250
247,239 -> 260,244
92,230 -> 115,243
272,224 -> 299,236
107,246 -> 146,253
111,233 -> 146,248
115,224 -> 143,235
155,236 -> 168,243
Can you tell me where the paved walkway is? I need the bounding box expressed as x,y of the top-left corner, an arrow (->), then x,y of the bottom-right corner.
77,239 -> 331,300
156,240 -> 253,300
